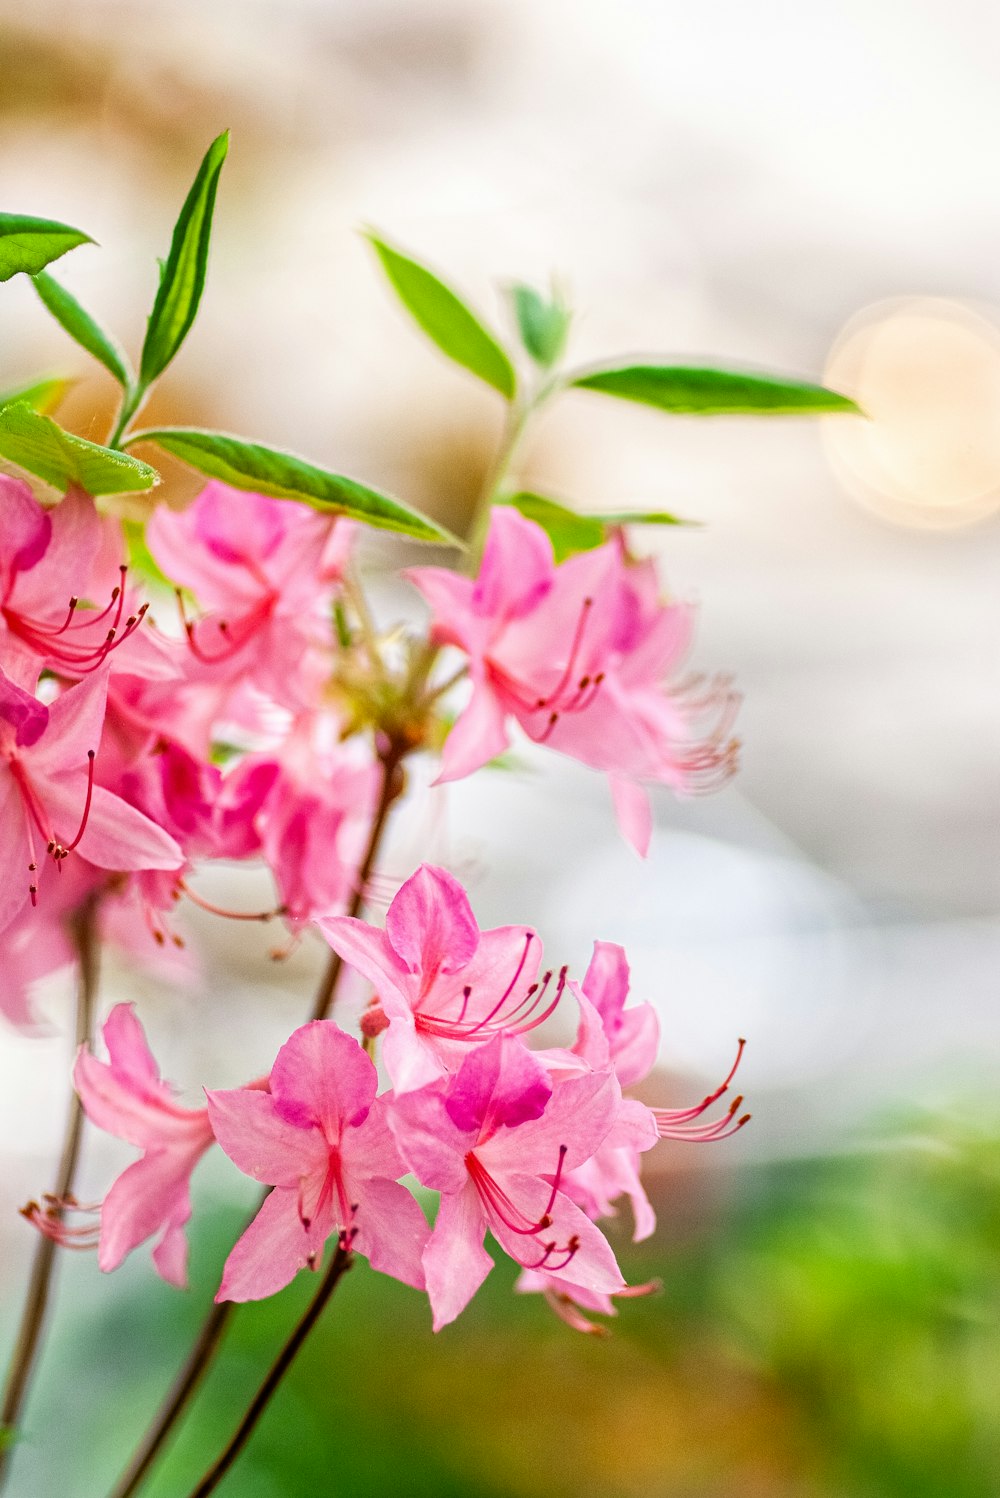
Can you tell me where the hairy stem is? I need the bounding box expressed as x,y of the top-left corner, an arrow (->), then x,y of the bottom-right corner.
0,899 -> 99,1490
185,1244 -> 354,1498
107,742 -> 405,1498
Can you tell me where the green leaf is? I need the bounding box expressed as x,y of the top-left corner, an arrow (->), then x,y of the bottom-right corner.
138,131 -> 229,388
122,517 -> 174,590
0,214 -> 92,282
571,363 -> 861,415
366,233 -> 516,399
503,491 -> 691,562
0,404 -> 157,495
127,427 -> 459,545
0,375 -> 74,415
33,271 -> 132,387
590,509 -> 691,528
510,283 -> 569,368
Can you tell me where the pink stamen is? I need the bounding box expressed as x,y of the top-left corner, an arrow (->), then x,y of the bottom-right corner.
20,1193 -> 101,1250
4,567 -> 148,672
466,1145 -> 567,1235
51,750 -> 96,857
176,589 -> 274,665
543,1288 -> 608,1336
176,877 -> 284,923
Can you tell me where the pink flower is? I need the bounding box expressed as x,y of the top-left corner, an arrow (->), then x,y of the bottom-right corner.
390,1033 -> 625,1331
0,666 -> 182,932
146,484 -> 348,712
73,1003 -> 215,1286
217,719 -> 379,925
207,1021 -> 428,1302
318,863 -> 560,1095
408,507 -> 739,854
0,481 -> 156,682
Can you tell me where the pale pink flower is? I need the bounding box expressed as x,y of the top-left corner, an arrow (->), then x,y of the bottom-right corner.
146,484 -> 348,711
72,1003 -> 215,1286
408,507 -> 739,854
207,1021 -> 428,1301
318,863 -> 559,1095
390,1033 -> 625,1331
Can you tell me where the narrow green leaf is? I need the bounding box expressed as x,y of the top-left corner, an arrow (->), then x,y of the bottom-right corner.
0,214 -> 92,282
0,404 -> 157,495
503,491 -> 692,562
502,492 -> 606,562
591,509 -> 691,528
33,271 -> 132,387
127,427 -> 459,545
0,375 -> 74,415
510,283 -> 569,368
122,517 -> 174,590
138,131 -> 229,388
571,363 -> 861,415
366,233 -> 516,399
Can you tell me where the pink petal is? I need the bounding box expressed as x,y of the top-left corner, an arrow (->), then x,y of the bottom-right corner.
98,1146 -> 199,1279
388,1084 -> 474,1195
44,780 -> 183,872
472,508 -> 554,620
0,665 -> 48,747
216,1185 -> 321,1303
609,776 -> 652,857
102,1002 -> 165,1092
423,1181 -> 493,1332
268,1021 -> 377,1137
445,1033 -> 551,1135
382,1020 -> 449,1096
315,917 -> 411,1015
486,1173 -> 624,1296
206,1086 -> 328,1186
485,1068 -> 621,1177
435,679 -> 510,784
350,1176 -> 428,1290
152,1218 -> 192,1288
0,474 -> 51,573
384,864 -> 480,978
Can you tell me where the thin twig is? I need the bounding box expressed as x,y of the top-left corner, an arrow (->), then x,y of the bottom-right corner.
0,898 -> 99,1490
186,1245 -> 354,1498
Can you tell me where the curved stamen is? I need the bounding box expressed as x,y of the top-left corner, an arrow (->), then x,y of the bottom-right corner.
176,590 -> 273,666
4,567 -> 148,672
654,1092 -> 750,1142
20,1193 -> 101,1250
51,750 -> 96,858
176,877 -> 285,923
466,1145 -> 567,1235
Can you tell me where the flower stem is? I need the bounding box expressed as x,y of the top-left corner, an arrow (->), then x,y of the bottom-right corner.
185,1244 -> 354,1498
0,898 -> 99,1490
106,740 -> 406,1498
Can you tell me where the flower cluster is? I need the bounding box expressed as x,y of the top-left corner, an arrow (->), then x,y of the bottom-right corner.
6,472 -> 744,1332
70,863 -> 746,1330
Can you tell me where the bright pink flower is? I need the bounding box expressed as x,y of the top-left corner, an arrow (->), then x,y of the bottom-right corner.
146,484 -> 348,711
0,666 -> 182,931
207,1021 -> 428,1301
408,507 -> 739,854
390,1033 -> 625,1331
318,864 -> 559,1095
72,1003 -> 215,1286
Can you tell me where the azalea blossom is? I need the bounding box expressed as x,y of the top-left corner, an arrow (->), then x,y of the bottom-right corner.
146,483 -> 348,712
408,506 -> 739,854
390,1032 -> 625,1331
71,1003 -> 215,1286
0,480 -> 160,684
0,665 -> 182,932
318,862 -> 558,1094
207,1020 -> 428,1301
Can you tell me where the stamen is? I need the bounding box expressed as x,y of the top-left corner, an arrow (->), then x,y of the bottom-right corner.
466,1144 -> 567,1235
544,1288 -> 608,1336
20,1193 -> 101,1250
50,750 -> 96,858
652,1038 -> 748,1140
177,878 -> 284,923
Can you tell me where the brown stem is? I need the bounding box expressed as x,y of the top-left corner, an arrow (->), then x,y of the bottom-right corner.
185,1244 -> 354,1498
107,743 -> 405,1498
0,898 -> 100,1490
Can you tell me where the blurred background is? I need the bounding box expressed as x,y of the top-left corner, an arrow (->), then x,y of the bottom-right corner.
2,0 -> 1000,1493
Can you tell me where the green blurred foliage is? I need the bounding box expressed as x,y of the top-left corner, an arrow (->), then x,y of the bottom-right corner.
5,1109 -> 999,1497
